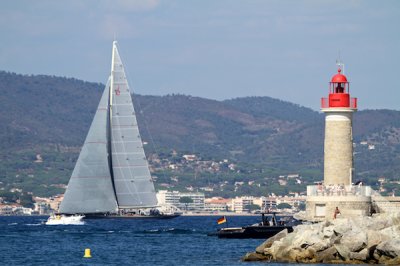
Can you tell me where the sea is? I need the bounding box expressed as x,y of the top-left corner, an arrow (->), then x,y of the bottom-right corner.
0,215 -> 349,266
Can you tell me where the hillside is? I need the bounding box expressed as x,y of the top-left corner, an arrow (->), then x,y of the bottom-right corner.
1,71 -> 400,200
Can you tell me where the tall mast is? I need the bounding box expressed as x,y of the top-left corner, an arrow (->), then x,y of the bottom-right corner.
108,41 -> 118,207
110,41 -> 117,114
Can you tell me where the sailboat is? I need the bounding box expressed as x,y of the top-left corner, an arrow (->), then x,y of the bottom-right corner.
59,41 -> 181,219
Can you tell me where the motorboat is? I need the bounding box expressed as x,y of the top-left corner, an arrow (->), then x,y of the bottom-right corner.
210,213 -> 301,239
45,214 -> 85,225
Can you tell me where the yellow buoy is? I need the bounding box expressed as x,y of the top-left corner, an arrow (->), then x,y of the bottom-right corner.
83,248 -> 92,258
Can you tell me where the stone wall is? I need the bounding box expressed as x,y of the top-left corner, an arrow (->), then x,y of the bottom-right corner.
306,195 -> 371,221
372,196 -> 400,213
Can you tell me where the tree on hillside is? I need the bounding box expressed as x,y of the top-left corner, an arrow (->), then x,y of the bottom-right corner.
179,196 -> 193,211
276,203 -> 292,210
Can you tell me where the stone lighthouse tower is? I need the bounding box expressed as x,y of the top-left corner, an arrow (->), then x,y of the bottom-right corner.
305,65 -> 372,221
321,67 -> 357,186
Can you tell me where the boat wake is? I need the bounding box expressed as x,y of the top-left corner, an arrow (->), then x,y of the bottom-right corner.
25,223 -> 42,226
144,228 -> 199,235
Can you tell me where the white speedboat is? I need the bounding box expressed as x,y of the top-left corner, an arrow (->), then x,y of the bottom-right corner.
45,214 -> 85,225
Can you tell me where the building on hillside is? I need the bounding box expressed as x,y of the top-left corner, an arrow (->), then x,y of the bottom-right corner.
261,196 -> 278,211
204,197 -> 230,212
0,205 -> 14,215
0,204 -> 33,215
182,154 -> 197,161
156,190 -> 205,211
13,206 -> 33,215
33,195 -> 63,213
34,202 -> 53,215
229,196 -> 262,213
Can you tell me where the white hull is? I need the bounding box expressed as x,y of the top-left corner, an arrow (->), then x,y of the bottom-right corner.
45,214 -> 85,225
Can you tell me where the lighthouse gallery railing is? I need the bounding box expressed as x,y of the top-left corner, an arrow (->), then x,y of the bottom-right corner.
307,185 -> 371,197
321,97 -> 357,109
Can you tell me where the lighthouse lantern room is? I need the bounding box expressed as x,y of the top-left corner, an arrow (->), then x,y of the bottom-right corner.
321,68 -> 357,109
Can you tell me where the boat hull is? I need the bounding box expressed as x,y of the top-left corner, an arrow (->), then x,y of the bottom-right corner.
83,213 -> 181,219
215,225 -> 293,239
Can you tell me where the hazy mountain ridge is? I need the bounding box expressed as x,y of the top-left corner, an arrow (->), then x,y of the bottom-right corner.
1,71 -> 400,198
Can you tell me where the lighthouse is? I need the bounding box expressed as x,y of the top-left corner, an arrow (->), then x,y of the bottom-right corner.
321,67 -> 357,186
305,64 -> 372,221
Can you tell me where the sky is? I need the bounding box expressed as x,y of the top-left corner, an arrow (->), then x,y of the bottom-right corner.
0,0 -> 399,111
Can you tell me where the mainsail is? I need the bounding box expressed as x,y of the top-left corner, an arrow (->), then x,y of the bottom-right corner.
110,41 -> 157,208
60,41 -> 157,214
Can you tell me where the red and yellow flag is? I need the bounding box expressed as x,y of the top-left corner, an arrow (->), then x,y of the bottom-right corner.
217,216 -> 226,224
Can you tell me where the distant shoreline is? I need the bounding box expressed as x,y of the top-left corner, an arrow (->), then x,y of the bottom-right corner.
182,212 -> 257,216
0,212 -> 294,217
181,212 -> 293,217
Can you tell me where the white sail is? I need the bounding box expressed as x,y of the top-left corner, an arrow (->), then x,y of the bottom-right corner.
59,78 -> 118,214
110,41 -> 157,208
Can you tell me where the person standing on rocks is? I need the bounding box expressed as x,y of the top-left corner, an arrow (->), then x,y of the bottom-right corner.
333,206 -> 341,219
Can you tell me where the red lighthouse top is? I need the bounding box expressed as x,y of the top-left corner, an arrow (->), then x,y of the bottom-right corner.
321,67 -> 357,109
331,68 -> 348,83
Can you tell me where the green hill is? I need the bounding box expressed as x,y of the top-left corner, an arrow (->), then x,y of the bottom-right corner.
1,71 -> 399,201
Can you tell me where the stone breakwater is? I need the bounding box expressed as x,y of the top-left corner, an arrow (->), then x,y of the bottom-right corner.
243,213 -> 400,264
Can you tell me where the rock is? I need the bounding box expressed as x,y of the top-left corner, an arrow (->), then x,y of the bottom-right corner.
315,246 -> 338,263
340,229 -> 367,252
335,243 -> 350,260
263,239 -> 283,259
323,225 -> 335,238
249,214 -> 400,264
290,227 -> 323,249
293,211 -> 307,220
375,239 -> 400,258
255,229 -> 287,253
242,252 -> 269,261
382,257 -> 400,265
389,213 -> 400,226
367,230 -> 390,249
274,244 -> 293,262
313,239 -> 331,252
285,247 -> 316,263
332,218 -> 352,235
349,248 -> 368,261
329,233 -> 342,245
368,217 -> 391,231
380,225 -> 400,239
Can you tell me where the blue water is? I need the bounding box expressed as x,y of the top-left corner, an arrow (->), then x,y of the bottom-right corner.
0,216 -> 344,265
